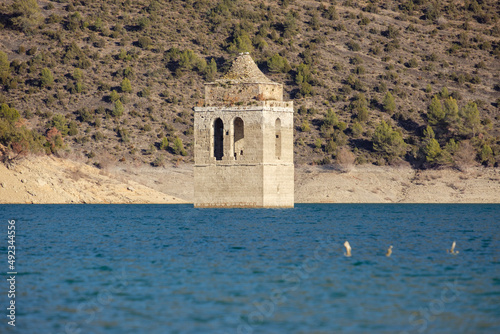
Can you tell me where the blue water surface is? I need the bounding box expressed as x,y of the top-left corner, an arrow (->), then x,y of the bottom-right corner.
0,204 -> 499,334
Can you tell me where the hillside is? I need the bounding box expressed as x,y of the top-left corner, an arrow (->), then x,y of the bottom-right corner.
0,0 -> 499,169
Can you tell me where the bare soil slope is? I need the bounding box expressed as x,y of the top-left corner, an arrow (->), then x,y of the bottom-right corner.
0,155 -> 188,204
1,157 -> 498,204
295,165 -> 500,203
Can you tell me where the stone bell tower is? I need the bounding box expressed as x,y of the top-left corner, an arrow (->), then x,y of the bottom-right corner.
193,54 -> 294,208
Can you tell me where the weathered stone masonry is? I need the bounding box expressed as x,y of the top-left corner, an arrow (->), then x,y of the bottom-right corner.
193,54 -> 294,208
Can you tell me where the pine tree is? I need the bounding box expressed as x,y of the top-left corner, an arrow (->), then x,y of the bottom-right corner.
323,108 -> 339,127
205,58 -> 217,81
48,115 -> 69,135
325,138 -> 336,153
423,125 -> 435,141
228,32 -> 253,53
424,138 -> 442,163
0,103 -> 20,123
372,121 -> 407,161
443,97 -> 459,130
428,95 -> 445,126
173,136 -> 187,156
458,101 -> 481,138
121,78 -> 132,93
110,90 -> 120,102
160,137 -> 169,150
0,52 -> 9,85
351,121 -> 363,138
382,92 -> 396,114
112,100 -> 124,117
40,68 -> 54,88
351,94 -> 368,122
268,54 -> 290,73
300,120 -> 311,132
479,144 -> 494,166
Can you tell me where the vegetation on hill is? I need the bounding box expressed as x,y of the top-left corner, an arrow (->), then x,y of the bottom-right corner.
0,0 -> 499,169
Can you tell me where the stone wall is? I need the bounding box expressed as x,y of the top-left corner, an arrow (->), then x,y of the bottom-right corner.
194,165 -> 264,207
193,104 -> 294,208
193,54 -> 294,208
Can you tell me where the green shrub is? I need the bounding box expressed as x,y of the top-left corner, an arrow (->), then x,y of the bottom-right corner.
151,156 -> 164,167
351,121 -> 363,138
160,137 -> 169,150
346,40 -> 361,51
112,100 -> 124,117
137,36 -> 152,48
116,127 -> 129,142
382,92 -> 396,114
0,103 -> 20,123
110,90 -> 120,102
0,104 -> 45,158
479,144 -> 494,166
227,31 -> 253,54
325,138 -> 336,153
68,121 -> 78,136
406,58 -> 418,68
73,68 -> 83,81
205,58 -> 217,81
314,138 -> 322,151
372,120 -> 406,161
93,131 -> 104,141
427,95 -> 445,126
443,97 -> 459,128
354,66 -> 365,75
11,0 -> 43,33
323,108 -> 339,127
0,52 -> 10,85
359,16 -> 370,25
77,108 -> 93,123
300,120 -> 311,132
349,93 -> 369,122
123,66 -> 133,78
138,17 -> 150,30
44,127 -> 64,154
48,114 -> 69,135
323,5 -> 338,20
267,54 -> 291,73
121,78 -> 132,93
173,136 -> 187,156
40,68 -> 54,88
458,101 -> 481,138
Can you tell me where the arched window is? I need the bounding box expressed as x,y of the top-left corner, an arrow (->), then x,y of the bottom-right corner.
214,118 -> 224,160
233,117 -> 244,159
275,118 -> 281,159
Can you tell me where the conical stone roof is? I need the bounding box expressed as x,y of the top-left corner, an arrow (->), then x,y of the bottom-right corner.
218,54 -> 274,84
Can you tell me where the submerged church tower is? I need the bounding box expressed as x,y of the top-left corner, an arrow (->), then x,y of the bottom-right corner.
193,54 -> 294,208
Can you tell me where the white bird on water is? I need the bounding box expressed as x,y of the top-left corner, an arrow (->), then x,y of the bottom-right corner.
386,245 -> 393,257
344,241 -> 352,257
447,241 -> 459,255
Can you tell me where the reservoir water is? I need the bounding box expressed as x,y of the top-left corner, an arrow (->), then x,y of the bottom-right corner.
0,204 -> 499,333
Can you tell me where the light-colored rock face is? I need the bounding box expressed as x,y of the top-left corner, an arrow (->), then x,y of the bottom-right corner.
194,55 -> 294,208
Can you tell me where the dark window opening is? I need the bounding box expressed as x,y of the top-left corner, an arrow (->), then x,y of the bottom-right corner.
214,118 -> 224,160
275,118 -> 281,159
234,117 -> 244,160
